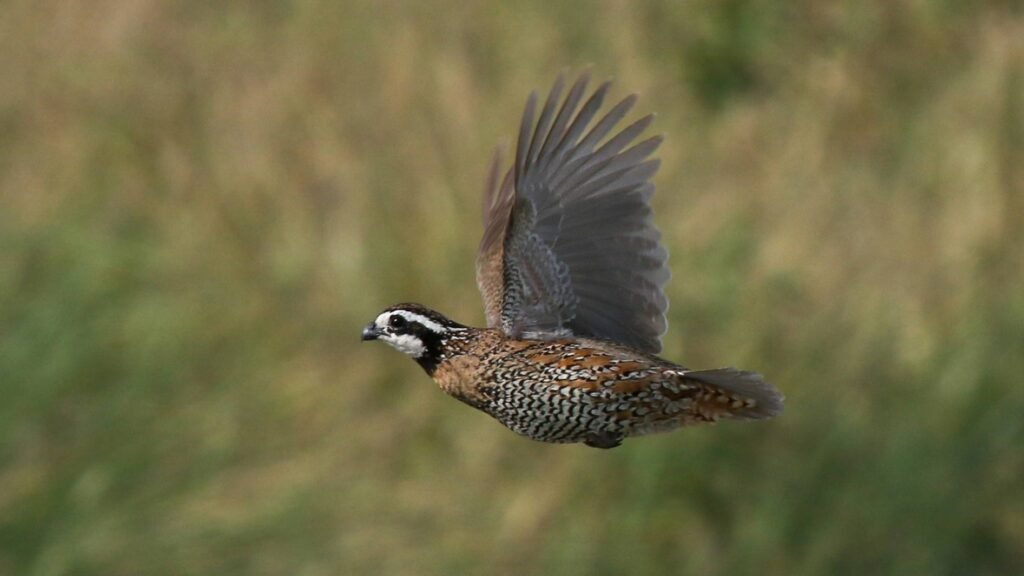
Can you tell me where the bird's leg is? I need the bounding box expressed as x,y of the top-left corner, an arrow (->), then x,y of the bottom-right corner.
584,431 -> 624,449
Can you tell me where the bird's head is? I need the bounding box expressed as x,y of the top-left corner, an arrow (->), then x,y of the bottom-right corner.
361,303 -> 468,373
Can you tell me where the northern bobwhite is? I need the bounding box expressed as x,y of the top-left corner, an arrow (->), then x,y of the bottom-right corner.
361,70 -> 783,448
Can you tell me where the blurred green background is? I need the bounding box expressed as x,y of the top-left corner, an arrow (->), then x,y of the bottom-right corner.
1,0 -> 1022,574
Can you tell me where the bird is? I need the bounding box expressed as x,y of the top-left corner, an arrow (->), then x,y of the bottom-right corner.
361,70 -> 783,449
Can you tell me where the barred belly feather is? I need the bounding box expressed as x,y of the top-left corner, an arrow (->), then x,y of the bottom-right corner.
439,335 -> 776,445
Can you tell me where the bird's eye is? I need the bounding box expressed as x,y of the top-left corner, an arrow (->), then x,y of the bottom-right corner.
388,315 -> 407,330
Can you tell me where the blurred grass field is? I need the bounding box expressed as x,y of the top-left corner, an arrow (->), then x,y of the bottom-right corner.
1,0 -> 1022,574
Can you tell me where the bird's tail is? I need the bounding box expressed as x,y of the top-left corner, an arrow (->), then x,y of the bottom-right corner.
682,368 -> 784,421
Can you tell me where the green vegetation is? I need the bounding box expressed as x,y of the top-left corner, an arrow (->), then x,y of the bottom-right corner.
1,1 -> 1021,574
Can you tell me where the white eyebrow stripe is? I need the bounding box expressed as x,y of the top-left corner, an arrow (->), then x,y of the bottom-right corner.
377,310 -> 463,334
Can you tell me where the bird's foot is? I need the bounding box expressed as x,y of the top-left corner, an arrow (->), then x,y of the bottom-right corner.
584,431 -> 623,449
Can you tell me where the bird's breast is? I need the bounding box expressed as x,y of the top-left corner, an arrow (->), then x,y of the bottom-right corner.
432,354 -> 491,409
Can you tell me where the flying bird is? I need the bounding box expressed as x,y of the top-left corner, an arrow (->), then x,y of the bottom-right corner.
362,70 -> 783,448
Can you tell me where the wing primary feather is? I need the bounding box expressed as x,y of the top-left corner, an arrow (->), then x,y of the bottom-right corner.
601,134 -> 663,175
525,72 -> 566,174
563,81 -> 612,145
536,71 -> 590,172
538,79 -> 611,182
574,159 -> 661,202
569,137 -> 663,200
568,94 -> 638,161
593,113 -> 655,157
550,95 -> 640,187
515,91 -> 538,185
554,114 -> 655,192
482,146 -> 504,223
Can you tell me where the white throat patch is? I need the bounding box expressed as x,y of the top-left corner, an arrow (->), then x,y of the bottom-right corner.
383,333 -> 427,358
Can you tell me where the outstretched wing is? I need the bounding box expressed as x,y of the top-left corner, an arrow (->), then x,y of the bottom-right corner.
476,70 -> 670,353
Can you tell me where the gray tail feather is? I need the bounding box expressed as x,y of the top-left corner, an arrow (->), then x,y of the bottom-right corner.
685,368 -> 785,420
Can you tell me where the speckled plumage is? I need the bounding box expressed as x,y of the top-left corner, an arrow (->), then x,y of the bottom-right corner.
362,70 -> 784,448
437,330 -> 774,447
363,303 -> 782,449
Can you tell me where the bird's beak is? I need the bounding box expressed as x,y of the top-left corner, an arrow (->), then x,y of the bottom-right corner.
361,323 -> 380,341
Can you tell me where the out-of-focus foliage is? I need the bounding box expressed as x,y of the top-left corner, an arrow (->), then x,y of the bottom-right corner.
1,1 -> 1021,574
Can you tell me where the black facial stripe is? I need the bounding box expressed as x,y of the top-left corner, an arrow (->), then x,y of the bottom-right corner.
412,325 -> 445,374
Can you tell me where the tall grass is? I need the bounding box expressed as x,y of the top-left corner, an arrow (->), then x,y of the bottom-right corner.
1,1 -> 1021,574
